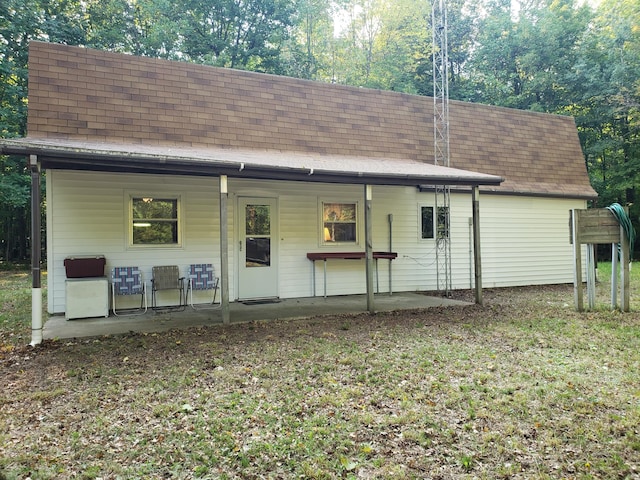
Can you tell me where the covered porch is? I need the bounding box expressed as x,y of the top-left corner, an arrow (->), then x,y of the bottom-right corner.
43,291 -> 471,340
0,138 -> 503,346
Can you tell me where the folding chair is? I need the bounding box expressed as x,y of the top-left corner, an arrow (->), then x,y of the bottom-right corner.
186,263 -> 220,309
151,265 -> 185,311
111,266 -> 147,316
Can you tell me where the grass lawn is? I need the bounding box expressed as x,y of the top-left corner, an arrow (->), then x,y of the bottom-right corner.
1,264 -> 639,479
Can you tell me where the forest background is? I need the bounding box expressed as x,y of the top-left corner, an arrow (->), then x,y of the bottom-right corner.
1,0 -> 638,262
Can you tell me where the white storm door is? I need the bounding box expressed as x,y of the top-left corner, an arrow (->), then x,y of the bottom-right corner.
238,197 -> 278,299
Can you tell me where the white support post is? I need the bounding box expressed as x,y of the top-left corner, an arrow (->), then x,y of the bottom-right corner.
364,185 -> 374,312
30,155 -> 43,346
219,175 -> 230,324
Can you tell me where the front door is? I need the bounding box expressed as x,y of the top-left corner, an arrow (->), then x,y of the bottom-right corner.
238,197 -> 278,299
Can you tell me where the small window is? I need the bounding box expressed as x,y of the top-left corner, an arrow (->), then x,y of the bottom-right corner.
437,206 -> 450,239
421,206 -> 434,239
322,202 -> 357,244
131,197 -> 180,245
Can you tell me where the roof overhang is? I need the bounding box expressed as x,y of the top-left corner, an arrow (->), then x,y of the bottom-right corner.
1,138 -> 504,187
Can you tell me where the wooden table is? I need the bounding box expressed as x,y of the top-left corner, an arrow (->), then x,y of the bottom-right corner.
306,251 -> 398,297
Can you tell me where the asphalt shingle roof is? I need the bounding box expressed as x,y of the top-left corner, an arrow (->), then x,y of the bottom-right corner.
13,42 -> 594,198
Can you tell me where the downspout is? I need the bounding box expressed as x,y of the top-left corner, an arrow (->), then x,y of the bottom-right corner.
30,155 -> 43,346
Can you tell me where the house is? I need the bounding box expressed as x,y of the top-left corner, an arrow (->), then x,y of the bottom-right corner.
0,42 -> 596,344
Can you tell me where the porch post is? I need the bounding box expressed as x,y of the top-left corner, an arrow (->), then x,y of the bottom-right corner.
219,175 -> 230,324
364,184 -> 375,312
471,185 -> 484,305
30,155 -> 43,346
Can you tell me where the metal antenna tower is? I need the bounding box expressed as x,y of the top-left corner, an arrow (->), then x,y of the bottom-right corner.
431,0 -> 452,295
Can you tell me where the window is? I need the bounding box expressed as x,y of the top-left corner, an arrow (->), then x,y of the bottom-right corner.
245,204 -> 271,267
421,206 -> 434,239
420,205 -> 449,239
131,196 -> 180,245
322,202 -> 357,244
437,206 -> 449,239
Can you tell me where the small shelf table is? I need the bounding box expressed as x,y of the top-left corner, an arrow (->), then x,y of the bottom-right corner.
306,251 -> 398,298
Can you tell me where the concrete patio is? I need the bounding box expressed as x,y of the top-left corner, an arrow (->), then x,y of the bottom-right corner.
43,292 -> 471,340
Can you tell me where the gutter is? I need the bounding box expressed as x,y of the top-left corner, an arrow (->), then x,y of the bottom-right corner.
1,140 -> 504,187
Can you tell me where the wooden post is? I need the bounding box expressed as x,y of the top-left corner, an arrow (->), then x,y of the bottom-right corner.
471,186 -> 483,305
620,222 -> 630,312
571,209 -> 584,311
587,244 -> 596,310
30,155 -> 43,346
611,243 -> 618,310
571,207 -> 631,312
364,184 -> 375,312
219,175 -> 230,324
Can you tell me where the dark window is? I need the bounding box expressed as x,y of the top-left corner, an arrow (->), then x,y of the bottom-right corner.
421,206 -> 434,239
245,204 -> 271,267
132,197 -> 179,245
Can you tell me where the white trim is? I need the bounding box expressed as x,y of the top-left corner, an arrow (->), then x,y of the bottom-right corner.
319,198 -> 360,247
236,196 -> 279,300
418,204 -> 435,241
31,287 -> 43,346
125,191 -> 184,249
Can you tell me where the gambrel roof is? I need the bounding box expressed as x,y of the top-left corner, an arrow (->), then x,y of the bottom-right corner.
4,42 -> 595,197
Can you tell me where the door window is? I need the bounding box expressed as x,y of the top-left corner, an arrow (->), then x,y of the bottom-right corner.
245,204 -> 271,267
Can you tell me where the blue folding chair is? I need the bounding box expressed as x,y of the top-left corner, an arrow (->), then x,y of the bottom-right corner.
186,263 -> 220,309
111,266 -> 147,316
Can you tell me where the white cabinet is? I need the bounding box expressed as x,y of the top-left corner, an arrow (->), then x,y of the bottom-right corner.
65,277 -> 109,320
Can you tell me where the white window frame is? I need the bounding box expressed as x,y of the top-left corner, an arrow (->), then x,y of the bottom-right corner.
319,199 -> 359,246
127,193 -> 184,249
419,204 -> 435,240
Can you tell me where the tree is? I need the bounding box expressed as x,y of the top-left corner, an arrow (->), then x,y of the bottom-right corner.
369,0 -> 430,92
84,0 -> 186,59
1,0 -> 85,261
281,0 -> 335,80
175,0 -> 296,72
465,0 -> 591,110
330,0 -> 430,91
1,0 -> 639,261
574,0 -> 640,245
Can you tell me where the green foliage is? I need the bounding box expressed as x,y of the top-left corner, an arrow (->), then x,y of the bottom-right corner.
280,0 -> 335,80
572,0 -> 640,254
466,0 -> 593,110
174,0 -> 296,71
1,0 -> 85,261
1,0 -> 640,259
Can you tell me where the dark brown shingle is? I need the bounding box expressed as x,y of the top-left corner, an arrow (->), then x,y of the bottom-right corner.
25,41 -> 595,198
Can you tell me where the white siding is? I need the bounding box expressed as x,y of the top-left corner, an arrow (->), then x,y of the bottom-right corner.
47,171 -> 587,314
48,170 -> 226,313
477,195 -> 586,288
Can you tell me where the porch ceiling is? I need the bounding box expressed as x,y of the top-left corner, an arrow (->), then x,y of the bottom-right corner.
1,137 -> 503,187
